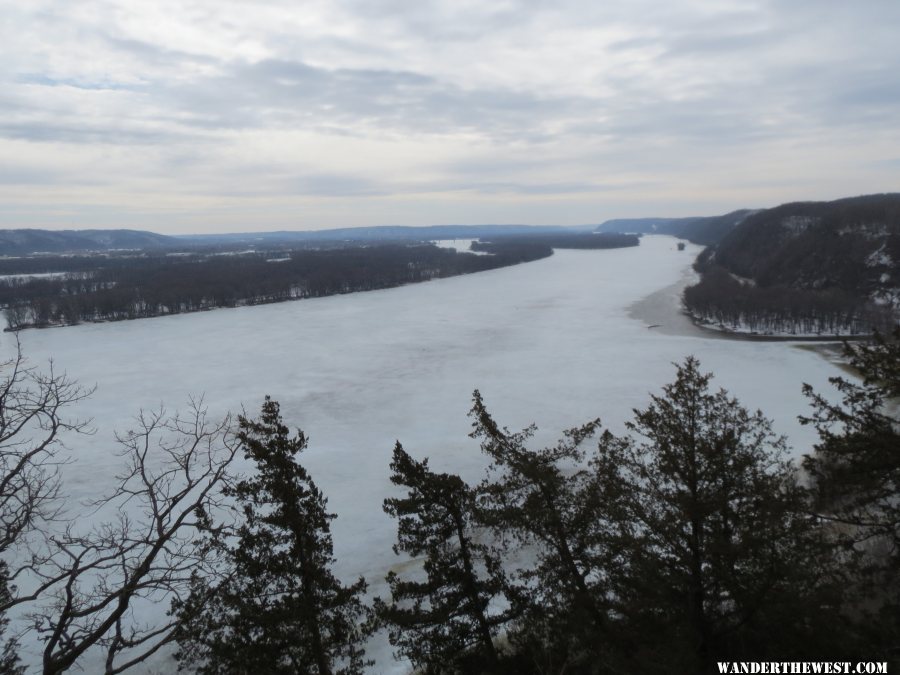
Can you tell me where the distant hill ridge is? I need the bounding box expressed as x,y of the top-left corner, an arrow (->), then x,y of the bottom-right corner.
597,193 -> 900,305
0,224 -> 598,256
595,209 -> 757,246
177,224 -> 594,244
0,229 -> 177,256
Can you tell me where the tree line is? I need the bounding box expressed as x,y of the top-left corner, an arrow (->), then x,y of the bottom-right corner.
683,266 -> 894,335
1,331 -> 898,673
0,242 -> 556,330
471,232 -> 639,252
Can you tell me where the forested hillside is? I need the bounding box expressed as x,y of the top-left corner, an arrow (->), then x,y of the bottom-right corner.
684,194 -> 900,335
703,194 -> 900,296
595,209 -> 754,245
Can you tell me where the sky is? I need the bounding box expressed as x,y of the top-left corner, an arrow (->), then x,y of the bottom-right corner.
2,0 -> 899,234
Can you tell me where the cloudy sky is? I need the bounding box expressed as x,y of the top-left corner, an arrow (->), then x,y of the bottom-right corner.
2,0 -> 899,233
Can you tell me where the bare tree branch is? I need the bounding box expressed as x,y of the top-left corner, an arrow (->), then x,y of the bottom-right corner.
26,399 -> 238,675
0,333 -> 93,612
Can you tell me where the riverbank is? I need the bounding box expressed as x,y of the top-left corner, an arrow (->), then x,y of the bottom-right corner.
627,255 -> 871,344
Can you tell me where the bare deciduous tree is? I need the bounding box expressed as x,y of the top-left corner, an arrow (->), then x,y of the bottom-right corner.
26,400 -> 239,675
0,335 -> 92,673
0,335 -> 92,647
0,336 -> 92,563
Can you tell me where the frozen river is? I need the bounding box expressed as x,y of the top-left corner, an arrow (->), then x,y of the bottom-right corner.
3,235 -> 844,672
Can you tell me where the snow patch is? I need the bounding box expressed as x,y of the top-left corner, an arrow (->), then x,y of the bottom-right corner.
866,244 -> 893,267
0,272 -> 72,282
781,216 -> 819,235
838,222 -> 890,238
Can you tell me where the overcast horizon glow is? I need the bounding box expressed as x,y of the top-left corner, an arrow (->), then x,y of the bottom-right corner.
2,0 -> 899,234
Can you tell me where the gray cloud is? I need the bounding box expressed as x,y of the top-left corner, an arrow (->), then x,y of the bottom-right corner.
157,57 -> 576,143
224,172 -> 388,198
15,74 -> 140,91
2,0 -> 900,230
0,121 -> 173,146
437,181 -> 635,196
8,2 -> 900,148
0,165 -> 65,186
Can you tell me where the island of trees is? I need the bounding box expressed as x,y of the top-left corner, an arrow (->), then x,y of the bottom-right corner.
0,327 -> 897,673
0,234 -> 638,331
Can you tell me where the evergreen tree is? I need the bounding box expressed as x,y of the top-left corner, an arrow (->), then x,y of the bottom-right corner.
0,565 -> 22,675
802,328 -> 900,663
173,397 -> 371,675
469,391 -> 626,671
376,442 -> 511,674
802,328 -> 900,558
607,357 -> 845,673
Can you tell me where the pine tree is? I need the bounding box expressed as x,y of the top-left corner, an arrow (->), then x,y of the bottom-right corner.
173,397 -> 371,675
607,357 -> 843,673
469,391 -> 625,670
0,565 -> 22,675
802,329 -> 900,664
802,328 -> 900,558
376,442 -> 511,674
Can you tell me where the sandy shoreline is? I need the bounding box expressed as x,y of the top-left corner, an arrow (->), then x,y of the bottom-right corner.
627,258 -> 866,346
625,263 -> 714,339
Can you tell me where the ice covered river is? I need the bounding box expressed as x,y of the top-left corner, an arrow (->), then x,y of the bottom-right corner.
2,235 -> 845,672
